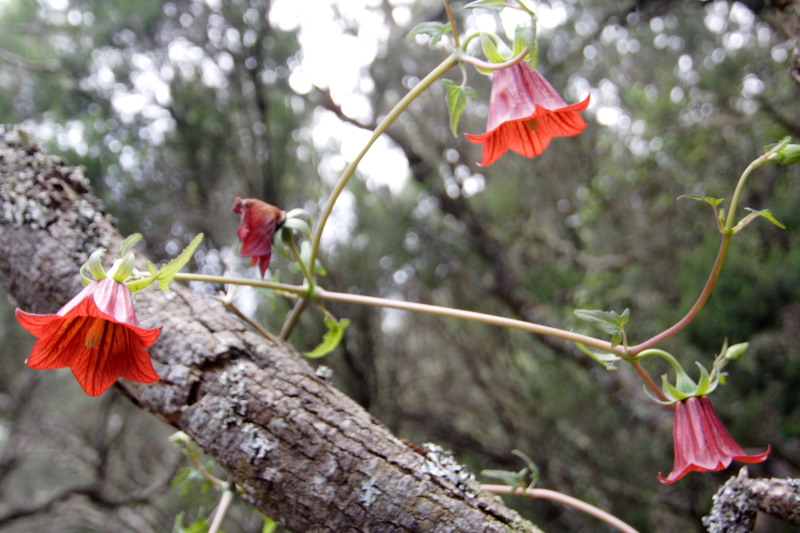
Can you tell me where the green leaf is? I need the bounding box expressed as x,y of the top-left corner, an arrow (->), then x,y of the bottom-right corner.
480,33 -> 508,64
304,318 -> 351,359
678,194 -> 725,207
442,79 -> 478,137
576,342 -> 621,370
574,308 -> 630,344
465,0 -> 506,10
157,233 -> 204,291
260,515 -> 278,533
406,22 -> 451,46
743,207 -> 786,230
513,23 -> 538,69
480,468 -> 529,488
511,449 -> 540,482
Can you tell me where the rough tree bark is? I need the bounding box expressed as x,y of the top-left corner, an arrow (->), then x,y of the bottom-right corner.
703,468 -> 800,532
0,125 -> 540,532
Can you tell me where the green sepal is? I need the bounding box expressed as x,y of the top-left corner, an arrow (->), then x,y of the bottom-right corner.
576,342 -> 621,370
118,233 -> 143,258
110,253 -> 136,283
156,233 -> 204,291
406,21 -> 451,46
480,33 -> 509,64
442,79 -> 478,137
304,318 -> 351,359
82,248 -> 108,284
662,375 -> 691,402
764,136 -> 800,166
282,216 -> 313,240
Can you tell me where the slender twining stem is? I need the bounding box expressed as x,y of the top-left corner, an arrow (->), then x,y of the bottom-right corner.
629,235 -> 731,355
172,272 -> 613,352
173,272 -> 304,294
314,288 -> 615,352
211,292 -> 278,344
306,53 -> 460,274
277,53 -> 461,339
460,47 -> 529,70
208,481 -> 237,533
443,0 -> 461,48
481,485 -> 639,533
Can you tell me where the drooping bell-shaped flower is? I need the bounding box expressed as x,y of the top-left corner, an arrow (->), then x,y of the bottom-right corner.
16,278 -> 161,397
232,197 -> 287,278
659,396 -> 770,484
466,63 -> 590,166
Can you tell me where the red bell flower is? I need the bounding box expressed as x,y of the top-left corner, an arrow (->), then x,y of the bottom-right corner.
466,63 -> 590,166
659,396 -> 770,484
15,278 -> 161,397
232,197 -> 287,278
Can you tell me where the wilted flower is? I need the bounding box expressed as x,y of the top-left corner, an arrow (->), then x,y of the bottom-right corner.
16,278 -> 161,397
232,197 -> 287,278
659,396 -> 770,484
466,63 -> 590,166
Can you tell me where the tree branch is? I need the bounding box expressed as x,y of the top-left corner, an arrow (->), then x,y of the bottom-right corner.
0,125 -> 539,532
703,467 -> 800,532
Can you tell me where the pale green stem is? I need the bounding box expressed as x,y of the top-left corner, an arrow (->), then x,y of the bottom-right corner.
306,53 -> 461,275
173,272 -> 305,295
288,237 -> 314,284
278,53 -> 461,340
314,288 -> 614,352
724,138 -> 789,231
208,482 -> 236,533
171,272 -> 613,352
481,485 -> 639,533
443,0 -> 460,48
629,235 -> 730,355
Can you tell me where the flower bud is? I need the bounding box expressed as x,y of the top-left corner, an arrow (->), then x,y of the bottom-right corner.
724,342 -> 749,361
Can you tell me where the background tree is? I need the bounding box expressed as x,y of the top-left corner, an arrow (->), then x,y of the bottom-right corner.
0,0 -> 798,531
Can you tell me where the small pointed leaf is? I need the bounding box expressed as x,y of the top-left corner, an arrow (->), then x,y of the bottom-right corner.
157,233 -> 204,291
743,207 -> 786,230
406,22 -> 451,46
442,79 -> 478,137
304,318 -> 351,359
678,195 -> 725,207
576,342 -> 621,370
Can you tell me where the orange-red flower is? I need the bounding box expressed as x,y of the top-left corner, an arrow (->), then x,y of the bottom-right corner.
15,278 -> 161,397
232,197 -> 286,277
659,396 -> 770,484
466,63 -> 590,166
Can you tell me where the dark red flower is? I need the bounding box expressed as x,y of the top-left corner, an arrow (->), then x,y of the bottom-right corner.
466,63 -> 590,166
232,197 -> 287,278
659,396 -> 770,484
15,278 -> 161,397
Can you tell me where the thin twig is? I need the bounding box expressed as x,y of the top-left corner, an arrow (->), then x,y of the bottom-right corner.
482,484 -> 639,533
